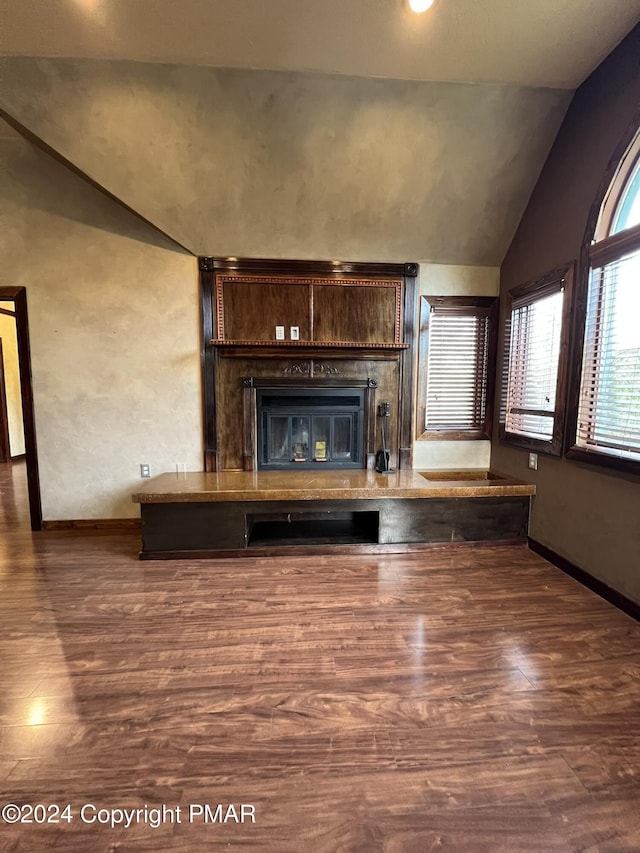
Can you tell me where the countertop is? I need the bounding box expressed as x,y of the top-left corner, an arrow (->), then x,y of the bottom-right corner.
132,469 -> 536,503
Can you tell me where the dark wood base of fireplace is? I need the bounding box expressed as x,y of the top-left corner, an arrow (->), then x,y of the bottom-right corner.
132,470 -> 534,560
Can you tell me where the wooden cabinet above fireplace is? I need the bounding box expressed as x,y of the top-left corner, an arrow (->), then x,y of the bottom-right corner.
211,271 -> 407,350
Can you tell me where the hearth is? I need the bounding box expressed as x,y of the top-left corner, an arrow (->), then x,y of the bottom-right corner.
257,388 -> 365,470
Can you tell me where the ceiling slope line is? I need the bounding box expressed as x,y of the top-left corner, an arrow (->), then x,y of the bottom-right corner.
0,107 -> 195,257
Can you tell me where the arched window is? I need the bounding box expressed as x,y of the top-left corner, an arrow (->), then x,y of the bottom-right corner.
572,127 -> 640,469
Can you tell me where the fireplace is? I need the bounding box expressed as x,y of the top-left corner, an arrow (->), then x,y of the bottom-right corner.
257,388 -> 365,470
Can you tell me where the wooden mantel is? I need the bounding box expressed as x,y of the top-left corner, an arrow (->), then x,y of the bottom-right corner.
199,257 -> 419,473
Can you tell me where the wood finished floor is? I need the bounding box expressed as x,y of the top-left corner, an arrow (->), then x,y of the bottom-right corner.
1,462 -> 639,851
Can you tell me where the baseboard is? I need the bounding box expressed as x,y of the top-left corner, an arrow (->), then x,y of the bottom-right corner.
528,537 -> 639,622
43,518 -> 141,531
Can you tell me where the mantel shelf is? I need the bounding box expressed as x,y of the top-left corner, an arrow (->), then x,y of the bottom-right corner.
211,339 -> 410,351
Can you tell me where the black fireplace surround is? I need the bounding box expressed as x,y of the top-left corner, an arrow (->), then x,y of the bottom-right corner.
257,388 -> 365,470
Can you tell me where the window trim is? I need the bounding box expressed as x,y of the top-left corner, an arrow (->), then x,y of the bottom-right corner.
593,127 -> 640,241
500,263 -> 574,456
566,121 -> 640,476
416,295 -> 498,442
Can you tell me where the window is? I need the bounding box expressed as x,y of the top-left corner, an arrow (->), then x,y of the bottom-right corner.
569,127 -> 640,472
417,296 -> 497,440
501,265 -> 574,455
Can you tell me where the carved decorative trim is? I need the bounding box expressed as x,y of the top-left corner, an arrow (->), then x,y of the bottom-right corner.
199,256 -> 215,271
283,362 -> 311,375
242,377 -> 254,387
218,274 -> 403,288
367,378 -> 378,388
212,339 -> 409,350
313,363 -> 339,375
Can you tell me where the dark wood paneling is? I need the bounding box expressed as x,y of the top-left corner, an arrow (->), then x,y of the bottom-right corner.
200,255 -> 413,278
200,268 -> 218,472
214,356 -> 399,471
399,271 -> 418,468
242,380 -> 256,471
222,281 -> 311,342
139,495 -> 530,556
141,502 -> 247,551
313,285 -> 398,344
378,497 -> 529,545
201,258 -> 416,474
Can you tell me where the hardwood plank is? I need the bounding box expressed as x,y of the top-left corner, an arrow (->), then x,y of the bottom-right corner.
561,740 -> 640,795
1,461 -> 638,851
547,794 -> 640,852
0,760 -> 17,782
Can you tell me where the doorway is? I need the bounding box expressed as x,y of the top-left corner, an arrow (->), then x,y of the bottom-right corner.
0,339 -> 12,462
0,287 -> 42,529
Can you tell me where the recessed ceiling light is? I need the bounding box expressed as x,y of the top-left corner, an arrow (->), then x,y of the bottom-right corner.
407,0 -> 436,12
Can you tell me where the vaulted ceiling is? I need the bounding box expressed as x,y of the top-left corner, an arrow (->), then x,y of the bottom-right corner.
6,0 -> 640,88
2,3 -> 639,264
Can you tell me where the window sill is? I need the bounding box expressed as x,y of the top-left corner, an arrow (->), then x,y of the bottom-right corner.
499,428 -> 561,456
417,430 -> 490,442
566,446 -> 640,477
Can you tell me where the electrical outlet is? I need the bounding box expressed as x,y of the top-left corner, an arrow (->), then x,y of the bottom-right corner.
290,326 -> 299,340
275,325 -> 285,340
140,463 -> 151,478
528,453 -> 538,471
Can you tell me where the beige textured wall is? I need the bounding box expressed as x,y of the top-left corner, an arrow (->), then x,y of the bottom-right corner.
0,307 -> 25,456
2,129 -> 503,516
0,57 -> 571,265
1,135 -> 201,519
0,57 -> 572,518
413,264 -> 499,470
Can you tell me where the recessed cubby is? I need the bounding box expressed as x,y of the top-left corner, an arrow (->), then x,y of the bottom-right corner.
246,510 -> 379,547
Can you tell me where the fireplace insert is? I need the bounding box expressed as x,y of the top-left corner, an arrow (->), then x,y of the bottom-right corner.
257,388 -> 365,470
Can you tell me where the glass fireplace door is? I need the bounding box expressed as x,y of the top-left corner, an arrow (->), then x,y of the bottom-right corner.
259,389 -> 364,470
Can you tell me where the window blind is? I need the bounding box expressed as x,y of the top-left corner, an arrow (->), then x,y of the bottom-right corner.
425,308 -> 490,432
506,285 -> 563,441
577,248 -> 640,459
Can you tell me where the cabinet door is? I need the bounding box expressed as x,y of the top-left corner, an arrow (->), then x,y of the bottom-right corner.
221,281 -> 311,341
313,284 -> 399,344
